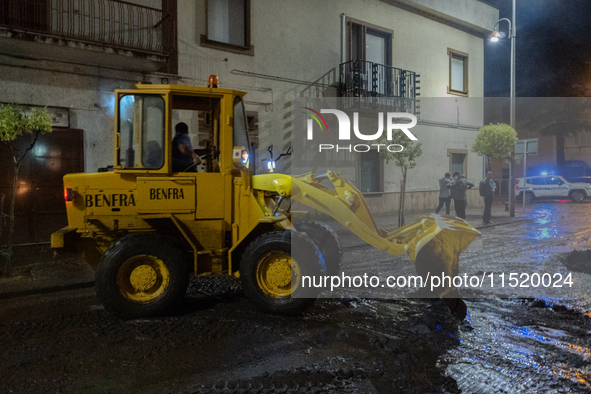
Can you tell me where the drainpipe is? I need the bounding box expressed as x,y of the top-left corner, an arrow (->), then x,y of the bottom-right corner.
341,13 -> 346,64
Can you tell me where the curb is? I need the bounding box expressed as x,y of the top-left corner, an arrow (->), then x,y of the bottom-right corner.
0,281 -> 95,300
473,214 -> 544,230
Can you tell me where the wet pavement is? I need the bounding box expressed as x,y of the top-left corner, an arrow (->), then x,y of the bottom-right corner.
0,200 -> 590,393
444,202 -> 591,394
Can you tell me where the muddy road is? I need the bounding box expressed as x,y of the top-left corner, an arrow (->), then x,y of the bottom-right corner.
1,202 -> 590,393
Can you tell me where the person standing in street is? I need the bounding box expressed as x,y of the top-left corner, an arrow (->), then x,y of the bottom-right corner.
435,172 -> 453,215
479,171 -> 496,225
448,172 -> 474,219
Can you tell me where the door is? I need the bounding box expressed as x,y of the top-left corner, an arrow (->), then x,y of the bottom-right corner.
546,176 -> 568,197
0,128 -> 84,245
348,22 -> 392,95
529,177 -> 547,198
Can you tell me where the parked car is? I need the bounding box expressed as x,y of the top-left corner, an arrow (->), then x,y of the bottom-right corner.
515,175 -> 591,203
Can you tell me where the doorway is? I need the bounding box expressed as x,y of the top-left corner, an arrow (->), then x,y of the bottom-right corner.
0,128 -> 84,245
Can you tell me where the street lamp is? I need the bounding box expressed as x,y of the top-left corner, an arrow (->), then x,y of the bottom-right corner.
489,0 -> 516,217
489,31 -> 502,42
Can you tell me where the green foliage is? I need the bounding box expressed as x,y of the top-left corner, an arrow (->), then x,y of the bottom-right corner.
377,130 -> 423,170
0,105 -> 52,143
471,123 -> 517,158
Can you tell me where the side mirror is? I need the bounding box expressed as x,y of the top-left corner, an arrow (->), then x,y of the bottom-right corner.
232,146 -> 249,169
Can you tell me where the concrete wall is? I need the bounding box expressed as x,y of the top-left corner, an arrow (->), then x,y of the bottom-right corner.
178,0 -> 496,177
395,0 -> 498,33
298,188 -> 483,218
364,188 -> 483,215
0,0 -> 497,188
0,57 -> 160,172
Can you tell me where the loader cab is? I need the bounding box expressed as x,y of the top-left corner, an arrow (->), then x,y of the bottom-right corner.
113,82 -> 250,177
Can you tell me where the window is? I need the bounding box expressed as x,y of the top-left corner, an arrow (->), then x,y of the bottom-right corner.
546,177 -> 564,186
232,97 -> 249,149
348,21 -> 392,65
448,48 -> 469,96
346,19 -> 392,96
450,152 -> 467,176
171,95 -> 221,173
118,95 -> 165,170
359,150 -> 381,192
202,0 -> 253,55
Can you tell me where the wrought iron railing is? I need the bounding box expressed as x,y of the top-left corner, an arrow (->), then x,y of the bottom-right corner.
301,67 -> 338,98
339,60 -> 420,114
0,0 -> 172,54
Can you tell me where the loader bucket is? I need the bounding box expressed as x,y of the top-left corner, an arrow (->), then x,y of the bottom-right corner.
388,214 -> 480,318
387,214 -> 479,285
288,171 -> 480,317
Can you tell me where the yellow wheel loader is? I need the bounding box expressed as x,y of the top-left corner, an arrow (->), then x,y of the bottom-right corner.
51,79 -> 480,319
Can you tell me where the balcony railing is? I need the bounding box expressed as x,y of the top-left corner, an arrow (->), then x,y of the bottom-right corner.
0,0 -> 172,54
339,60 -> 420,114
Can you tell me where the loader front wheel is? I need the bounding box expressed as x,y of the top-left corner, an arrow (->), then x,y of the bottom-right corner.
96,233 -> 189,319
241,231 -> 325,315
296,221 -> 342,276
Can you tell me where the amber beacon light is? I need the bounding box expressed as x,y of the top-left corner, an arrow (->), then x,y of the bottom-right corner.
208,75 -> 219,88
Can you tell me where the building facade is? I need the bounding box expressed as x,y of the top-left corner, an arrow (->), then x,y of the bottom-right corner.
173,0 -> 498,212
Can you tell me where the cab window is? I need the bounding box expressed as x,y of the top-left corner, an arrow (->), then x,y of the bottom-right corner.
233,97 -> 249,149
171,95 -> 221,173
118,95 -> 165,169
529,178 -> 544,185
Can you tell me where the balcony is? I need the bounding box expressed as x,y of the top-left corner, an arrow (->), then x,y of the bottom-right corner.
339,60 -> 420,115
0,0 -> 174,72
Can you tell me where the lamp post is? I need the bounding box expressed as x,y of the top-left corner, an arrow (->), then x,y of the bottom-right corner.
490,0 -> 516,217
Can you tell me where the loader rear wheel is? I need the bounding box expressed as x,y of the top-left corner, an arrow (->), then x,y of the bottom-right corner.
296,221 -> 342,275
96,233 -> 189,319
241,231 -> 325,315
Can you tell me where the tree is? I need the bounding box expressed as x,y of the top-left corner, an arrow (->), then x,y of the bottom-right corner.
0,105 -> 52,276
471,123 -> 517,172
377,132 -> 422,228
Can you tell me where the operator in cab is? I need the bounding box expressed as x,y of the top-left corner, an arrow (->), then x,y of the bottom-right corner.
172,122 -> 201,172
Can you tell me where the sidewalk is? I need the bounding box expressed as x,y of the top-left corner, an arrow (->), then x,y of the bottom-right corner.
0,200 -> 539,299
0,244 -> 94,299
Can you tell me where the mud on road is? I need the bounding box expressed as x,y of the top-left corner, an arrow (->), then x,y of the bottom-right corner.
0,275 -> 465,394
0,275 -> 589,394
1,202 -> 591,393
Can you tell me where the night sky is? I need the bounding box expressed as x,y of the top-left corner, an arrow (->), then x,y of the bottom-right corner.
484,0 -> 591,97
